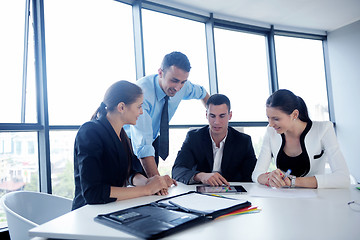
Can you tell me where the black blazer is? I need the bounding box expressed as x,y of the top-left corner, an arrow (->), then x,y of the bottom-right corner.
72,116 -> 141,210
172,126 -> 257,184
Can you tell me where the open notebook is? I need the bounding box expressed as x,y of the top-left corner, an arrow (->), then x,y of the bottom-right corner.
95,191 -> 251,239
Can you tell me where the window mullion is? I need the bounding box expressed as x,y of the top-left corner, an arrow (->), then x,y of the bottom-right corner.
322,39 -> 335,122
133,0 -> 145,79
21,0 -> 31,123
205,13 -> 218,95
266,25 -> 279,94
32,0 -> 52,194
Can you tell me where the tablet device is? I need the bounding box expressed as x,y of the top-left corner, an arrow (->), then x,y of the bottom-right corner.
196,185 -> 247,194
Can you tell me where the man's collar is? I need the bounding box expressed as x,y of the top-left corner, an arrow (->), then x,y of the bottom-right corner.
154,74 -> 167,101
208,127 -> 228,147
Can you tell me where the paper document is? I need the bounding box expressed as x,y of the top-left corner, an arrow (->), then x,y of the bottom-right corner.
249,184 -> 317,198
158,193 -> 247,214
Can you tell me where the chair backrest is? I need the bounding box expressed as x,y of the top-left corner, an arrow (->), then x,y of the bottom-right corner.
1,191 -> 72,240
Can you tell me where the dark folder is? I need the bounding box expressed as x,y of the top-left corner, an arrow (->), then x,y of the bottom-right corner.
95,191 -> 251,239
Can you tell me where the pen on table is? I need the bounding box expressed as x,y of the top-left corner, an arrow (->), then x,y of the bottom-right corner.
283,169 -> 291,180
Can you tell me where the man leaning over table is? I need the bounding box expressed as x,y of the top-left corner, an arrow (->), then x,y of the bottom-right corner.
172,94 -> 257,186
125,51 -> 210,184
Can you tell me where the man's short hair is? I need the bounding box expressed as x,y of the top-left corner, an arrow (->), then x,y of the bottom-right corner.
206,94 -> 231,112
161,51 -> 191,73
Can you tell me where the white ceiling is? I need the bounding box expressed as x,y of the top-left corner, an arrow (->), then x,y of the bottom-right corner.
149,0 -> 360,33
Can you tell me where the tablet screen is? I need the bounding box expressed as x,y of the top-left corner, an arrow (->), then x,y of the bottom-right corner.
196,185 -> 247,194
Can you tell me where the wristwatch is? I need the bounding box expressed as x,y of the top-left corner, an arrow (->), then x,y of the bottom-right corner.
289,175 -> 296,188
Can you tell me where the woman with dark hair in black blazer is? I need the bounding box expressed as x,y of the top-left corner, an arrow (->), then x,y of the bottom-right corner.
72,80 -> 172,210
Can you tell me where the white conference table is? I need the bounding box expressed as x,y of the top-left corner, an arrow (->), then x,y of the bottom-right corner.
29,182 -> 360,240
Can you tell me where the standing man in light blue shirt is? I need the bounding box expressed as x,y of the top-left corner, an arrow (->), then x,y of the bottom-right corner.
126,51 -> 209,180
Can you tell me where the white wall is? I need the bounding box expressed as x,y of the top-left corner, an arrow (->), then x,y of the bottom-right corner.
327,20 -> 360,183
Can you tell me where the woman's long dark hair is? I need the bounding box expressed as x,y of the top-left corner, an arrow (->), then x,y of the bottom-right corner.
266,89 -> 311,123
91,80 -> 143,120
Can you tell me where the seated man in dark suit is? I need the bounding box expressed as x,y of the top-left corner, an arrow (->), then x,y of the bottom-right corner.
172,94 -> 257,185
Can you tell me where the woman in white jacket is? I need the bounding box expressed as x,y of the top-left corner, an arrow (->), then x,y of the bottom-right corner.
252,89 -> 350,188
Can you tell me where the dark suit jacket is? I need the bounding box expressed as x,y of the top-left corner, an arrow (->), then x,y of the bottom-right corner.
172,126 -> 257,184
72,116 -> 141,210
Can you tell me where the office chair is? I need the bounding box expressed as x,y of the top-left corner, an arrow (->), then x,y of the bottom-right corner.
1,191 -> 72,240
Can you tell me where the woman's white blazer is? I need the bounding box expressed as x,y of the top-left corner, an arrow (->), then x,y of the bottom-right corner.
252,121 -> 350,188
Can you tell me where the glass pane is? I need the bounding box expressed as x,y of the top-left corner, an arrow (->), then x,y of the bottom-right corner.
25,17 -> 37,123
239,126 -> 267,158
45,0 -> 136,125
50,131 -> 77,199
0,132 -> 39,228
142,10 -> 209,125
214,28 -> 269,121
275,36 -> 329,121
159,128 -> 188,177
0,1 -> 26,123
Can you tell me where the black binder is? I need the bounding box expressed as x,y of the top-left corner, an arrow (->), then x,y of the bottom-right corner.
95,191 -> 251,239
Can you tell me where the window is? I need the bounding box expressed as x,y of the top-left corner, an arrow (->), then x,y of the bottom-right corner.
45,0 -> 136,125
24,16 -> 37,123
44,0 -> 136,199
275,36 -> 329,121
0,0 -> 39,229
0,140 -> 3,154
158,128 -> 189,177
0,133 -> 38,191
214,28 -> 270,121
240,127 -> 267,157
50,131 -> 77,199
0,0 -> 36,123
0,132 -> 39,228
142,10 -> 210,125
142,10 -> 210,176
2,134 -> 12,154
28,141 -> 35,154
15,142 -> 21,155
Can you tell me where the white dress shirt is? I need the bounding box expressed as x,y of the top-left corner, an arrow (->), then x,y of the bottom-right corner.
210,129 -> 228,173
